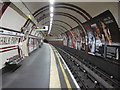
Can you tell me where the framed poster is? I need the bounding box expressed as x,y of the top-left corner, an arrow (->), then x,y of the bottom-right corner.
83,10 -> 120,59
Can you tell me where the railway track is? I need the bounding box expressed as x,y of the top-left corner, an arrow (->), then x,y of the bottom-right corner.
53,44 -> 120,89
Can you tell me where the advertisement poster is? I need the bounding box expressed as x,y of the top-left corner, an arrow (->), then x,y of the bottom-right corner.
67,29 -> 78,49
72,27 -> 84,50
83,10 -> 120,59
67,31 -> 73,48
65,26 -> 85,50
83,24 -> 96,54
61,33 -> 68,46
90,23 -> 105,56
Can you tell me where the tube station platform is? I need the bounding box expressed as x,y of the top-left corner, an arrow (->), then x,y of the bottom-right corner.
2,43 -> 79,89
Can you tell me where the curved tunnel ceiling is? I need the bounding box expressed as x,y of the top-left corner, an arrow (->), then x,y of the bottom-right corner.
39,15 -> 77,30
42,20 -> 73,35
44,23 -> 68,34
50,26 -> 65,35
42,20 -> 73,29
34,5 -> 90,20
23,2 -> 119,36
45,23 -> 68,31
38,12 -> 87,35
32,3 -> 92,35
24,2 -> 92,36
37,12 -> 83,34
37,12 -> 82,24
33,3 -> 92,19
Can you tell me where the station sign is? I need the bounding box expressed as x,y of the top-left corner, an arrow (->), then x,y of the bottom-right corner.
34,27 -> 45,29
34,26 -> 48,31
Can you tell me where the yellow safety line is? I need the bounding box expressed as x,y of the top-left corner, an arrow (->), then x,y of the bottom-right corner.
49,45 -> 61,88
55,51 -> 72,90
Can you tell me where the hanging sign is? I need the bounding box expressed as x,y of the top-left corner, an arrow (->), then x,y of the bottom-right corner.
34,26 -> 48,31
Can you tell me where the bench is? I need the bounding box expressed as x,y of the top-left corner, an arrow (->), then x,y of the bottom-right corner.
5,55 -> 23,65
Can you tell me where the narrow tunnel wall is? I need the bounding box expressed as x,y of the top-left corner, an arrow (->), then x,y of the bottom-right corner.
61,10 -> 120,61
0,3 -> 43,69
0,5 -> 26,32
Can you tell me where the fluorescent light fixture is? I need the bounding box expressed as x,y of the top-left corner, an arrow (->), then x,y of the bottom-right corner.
48,17 -> 53,34
48,23 -> 52,34
48,27 -> 52,34
48,0 -> 54,34
50,17 -> 53,21
50,24 -> 52,26
50,24 -> 52,27
50,19 -> 53,23
50,13 -> 53,17
50,6 -> 54,13
50,21 -> 53,24
50,0 -> 54,5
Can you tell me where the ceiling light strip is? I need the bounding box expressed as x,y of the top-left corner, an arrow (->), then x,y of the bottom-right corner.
48,0 -> 55,34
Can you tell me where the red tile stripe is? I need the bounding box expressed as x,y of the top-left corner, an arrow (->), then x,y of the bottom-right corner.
0,47 -> 18,53
0,45 -> 18,53
0,45 -> 17,50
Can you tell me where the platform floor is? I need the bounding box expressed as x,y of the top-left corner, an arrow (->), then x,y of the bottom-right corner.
2,43 -> 79,89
